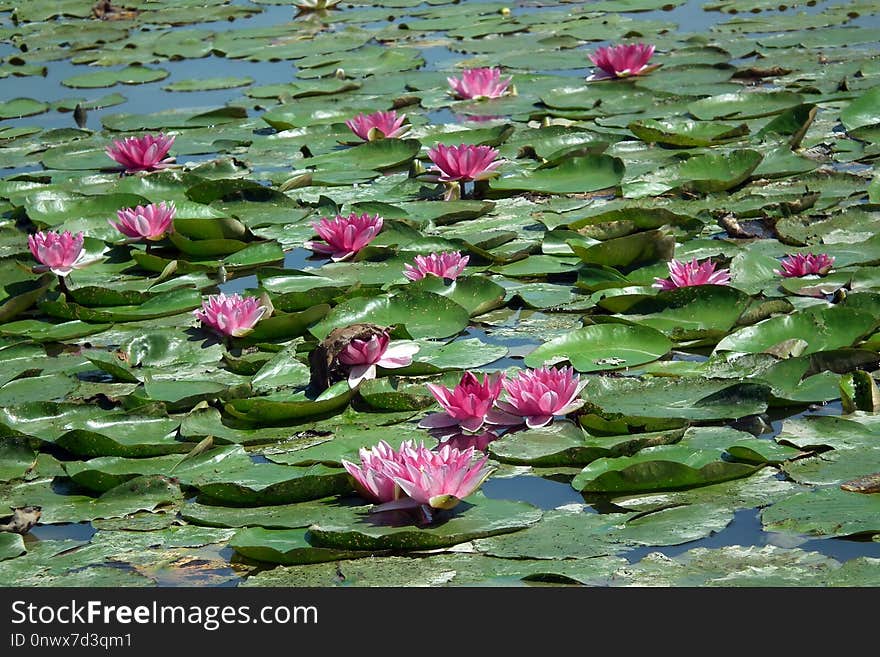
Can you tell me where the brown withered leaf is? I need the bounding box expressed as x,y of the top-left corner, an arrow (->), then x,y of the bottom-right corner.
732,66 -> 791,81
0,506 -> 42,534
841,473 -> 880,494
308,322 -> 388,392
92,1 -> 140,20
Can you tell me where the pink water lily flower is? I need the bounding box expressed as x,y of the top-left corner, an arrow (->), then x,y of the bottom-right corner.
337,330 -> 419,388
28,230 -> 92,277
403,251 -> 470,281
653,258 -> 731,291
305,212 -> 383,262
110,201 -> 176,241
427,144 -> 501,182
587,43 -> 657,81
194,293 -> 267,338
448,67 -> 512,100
106,133 -> 175,172
341,440 -> 409,504
345,110 -> 410,141
420,371 -> 505,434
774,253 -> 835,278
490,366 -> 587,429
386,442 -> 494,512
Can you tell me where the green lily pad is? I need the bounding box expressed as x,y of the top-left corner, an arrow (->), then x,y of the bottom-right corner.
572,444 -> 761,494
230,527 -> 367,565
62,65 -> 170,89
524,323 -> 672,372
489,423 -> 685,467
308,493 -> 542,551
63,445 -> 253,493
193,462 -> 352,505
568,229 -> 676,268
182,497 -> 343,529
625,149 -> 762,197
688,91 -> 804,120
225,385 -> 354,425
841,87 -> 880,132
628,119 -> 749,147
716,305 -> 877,355
0,98 -> 49,119
310,290 -> 470,340
0,533 -> 25,562
583,377 -> 770,421
615,545 -> 880,587
490,155 -> 625,195
6,475 -> 183,524
164,77 -> 254,92
762,487 -> 880,539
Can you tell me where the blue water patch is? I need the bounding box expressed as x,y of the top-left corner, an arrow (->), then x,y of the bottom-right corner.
482,474 -> 586,510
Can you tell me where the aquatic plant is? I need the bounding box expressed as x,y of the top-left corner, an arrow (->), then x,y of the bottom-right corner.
345,110 -> 410,141
194,293 -> 268,338
403,251 -> 470,281
448,67 -> 512,100
427,144 -> 502,182
775,253 -> 835,277
337,330 -> 419,387
421,371 -> 505,433
653,258 -> 731,290
587,43 -> 657,80
105,133 -> 175,172
111,201 -> 176,241
28,230 -> 90,277
492,366 -> 587,429
305,213 -> 384,262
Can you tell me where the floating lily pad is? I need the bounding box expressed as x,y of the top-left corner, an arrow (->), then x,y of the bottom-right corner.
193,463 -> 352,505
64,445 -> 253,493
572,441 -> 761,494
230,527 -> 367,565
308,493 -> 542,551
310,290 -> 470,340
0,533 -> 25,562
0,98 -> 49,119
715,305 -> 876,355
6,475 -> 183,524
62,65 -> 170,89
615,545 -> 880,587
488,422 -> 685,467
164,77 -> 254,92
762,487 -> 880,539
524,323 -> 672,372
490,155 -> 625,195
628,119 -> 749,147
583,378 -> 770,421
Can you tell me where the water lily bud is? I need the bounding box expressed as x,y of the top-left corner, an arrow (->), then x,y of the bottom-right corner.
500,7 -> 511,16
334,68 -> 346,79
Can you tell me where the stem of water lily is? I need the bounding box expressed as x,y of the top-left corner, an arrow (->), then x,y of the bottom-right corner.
443,181 -> 461,201
57,275 -> 70,297
473,180 -> 488,200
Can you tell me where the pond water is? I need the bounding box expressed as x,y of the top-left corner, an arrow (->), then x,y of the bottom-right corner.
3,0 -> 880,586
